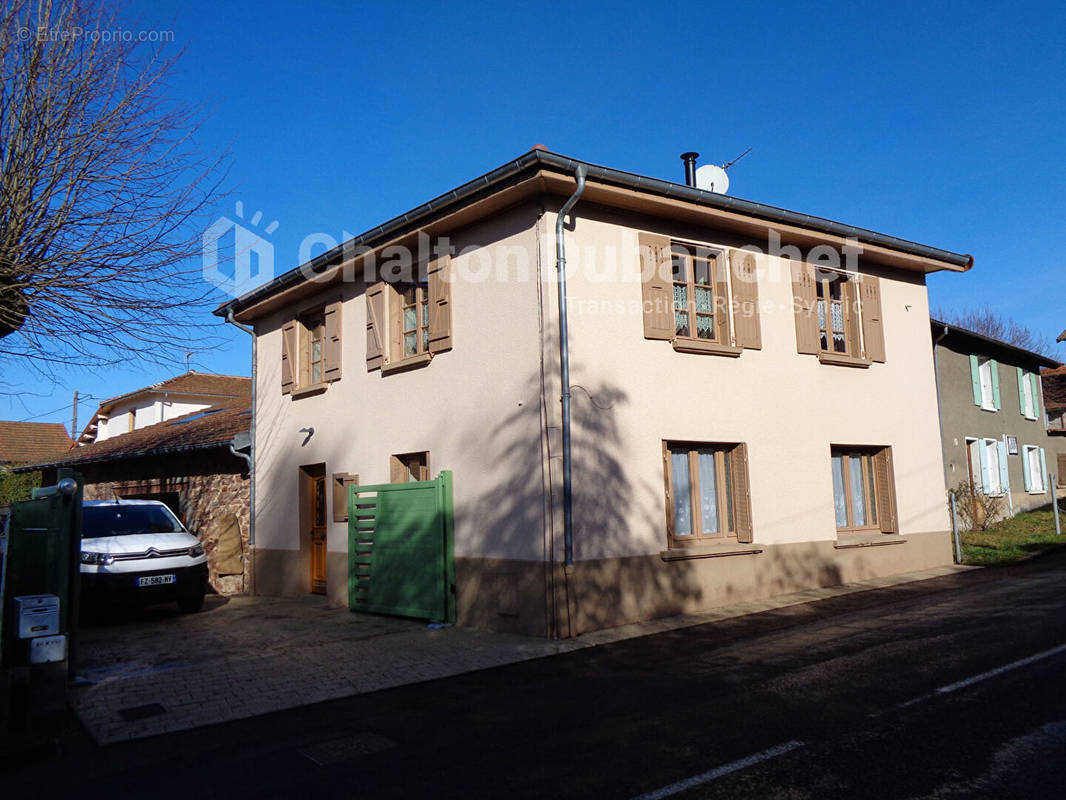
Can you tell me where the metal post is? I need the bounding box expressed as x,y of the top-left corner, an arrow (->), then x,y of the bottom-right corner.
950,492 -> 963,564
1052,473 -> 1061,536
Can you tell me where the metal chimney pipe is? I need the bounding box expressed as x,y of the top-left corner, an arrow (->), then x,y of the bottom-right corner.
681,152 -> 699,186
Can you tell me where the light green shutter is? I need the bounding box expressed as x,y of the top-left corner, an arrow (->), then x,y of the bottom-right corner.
1031,373 -> 1041,420
991,360 -> 1001,410
970,355 -> 982,406
1022,447 -> 1032,491
1017,367 -> 1026,416
1040,448 -> 1048,493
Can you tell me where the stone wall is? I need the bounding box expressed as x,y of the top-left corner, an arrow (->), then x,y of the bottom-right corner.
51,449 -> 250,595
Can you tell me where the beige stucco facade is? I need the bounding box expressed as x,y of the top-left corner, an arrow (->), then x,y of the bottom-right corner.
247,189 -> 959,638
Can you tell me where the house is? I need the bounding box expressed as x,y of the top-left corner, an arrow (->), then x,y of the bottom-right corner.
0,421 -> 72,467
217,148 -> 972,637
1041,365 -> 1066,483
931,320 -> 1061,515
17,373 -> 252,595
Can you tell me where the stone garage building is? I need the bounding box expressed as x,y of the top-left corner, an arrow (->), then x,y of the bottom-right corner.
21,375 -> 252,595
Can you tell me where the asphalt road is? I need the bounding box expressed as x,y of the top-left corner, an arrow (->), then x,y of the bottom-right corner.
7,551 -> 1066,799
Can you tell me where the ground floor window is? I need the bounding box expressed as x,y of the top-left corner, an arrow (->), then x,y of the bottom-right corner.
663,441 -> 753,546
965,437 -> 1007,496
1023,445 -> 1046,494
391,451 -> 430,483
830,446 -> 898,534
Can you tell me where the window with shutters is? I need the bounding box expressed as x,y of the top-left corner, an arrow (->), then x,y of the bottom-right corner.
367,254 -> 452,373
1023,445 -> 1046,494
281,299 -> 342,396
1019,368 -> 1039,419
638,233 -> 761,356
792,264 -> 885,366
830,446 -> 898,534
663,441 -> 754,546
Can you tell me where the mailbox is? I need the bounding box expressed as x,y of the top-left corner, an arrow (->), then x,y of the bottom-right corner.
14,594 -> 60,639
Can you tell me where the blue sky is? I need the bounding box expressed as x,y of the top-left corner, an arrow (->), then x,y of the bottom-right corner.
5,0 -> 1065,431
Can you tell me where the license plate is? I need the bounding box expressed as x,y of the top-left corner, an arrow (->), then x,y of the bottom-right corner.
138,574 -> 176,587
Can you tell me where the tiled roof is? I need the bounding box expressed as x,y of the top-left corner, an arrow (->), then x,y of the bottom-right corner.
0,421 -> 73,465
18,396 -> 250,472
98,372 -> 249,411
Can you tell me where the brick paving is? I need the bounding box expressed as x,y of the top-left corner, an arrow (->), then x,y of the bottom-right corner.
70,563 -> 975,744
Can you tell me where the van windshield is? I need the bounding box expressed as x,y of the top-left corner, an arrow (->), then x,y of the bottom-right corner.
82,505 -> 185,537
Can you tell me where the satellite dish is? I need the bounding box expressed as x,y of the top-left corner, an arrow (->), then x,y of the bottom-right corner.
695,164 -> 729,194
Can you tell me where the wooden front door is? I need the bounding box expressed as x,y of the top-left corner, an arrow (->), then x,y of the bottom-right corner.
310,474 -> 327,594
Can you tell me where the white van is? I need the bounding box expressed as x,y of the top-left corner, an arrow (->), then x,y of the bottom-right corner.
80,499 -> 208,612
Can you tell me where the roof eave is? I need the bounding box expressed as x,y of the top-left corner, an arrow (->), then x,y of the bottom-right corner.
216,149 -> 973,321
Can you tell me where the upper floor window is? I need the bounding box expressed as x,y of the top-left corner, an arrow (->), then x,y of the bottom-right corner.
281,301 -> 342,395
397,278 -> 430,358
670,244 -> 725,344
815,271 -> 857,355
638,234 -> 762,355
792,265 -> 885,365
366,255 -> 452,373
1018,368 -> 1040,420
969,356 -> 1000,412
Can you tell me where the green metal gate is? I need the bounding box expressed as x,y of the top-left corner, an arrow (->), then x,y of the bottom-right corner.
347,471 -> 454,623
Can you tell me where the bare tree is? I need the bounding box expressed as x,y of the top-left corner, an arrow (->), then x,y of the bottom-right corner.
933,304 -> 1057,358
0,0 -> 228,381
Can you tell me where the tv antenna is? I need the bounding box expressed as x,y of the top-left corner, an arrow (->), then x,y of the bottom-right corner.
722,146 -> 753,171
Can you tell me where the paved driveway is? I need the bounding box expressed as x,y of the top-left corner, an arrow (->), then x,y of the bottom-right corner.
72,595 -> 580,744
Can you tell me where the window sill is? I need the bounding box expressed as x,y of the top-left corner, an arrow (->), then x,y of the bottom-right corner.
833,533 -> 905,549
381,352 -> 433,375
980,406 -> 999,413
660,543 -> 763,561
817,352 -> 871,369
671,339 -> 743,357
291,382 -> 328,398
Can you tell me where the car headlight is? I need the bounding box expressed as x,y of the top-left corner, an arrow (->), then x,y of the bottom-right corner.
80,552 -> 114,566
189,542 -> 205,557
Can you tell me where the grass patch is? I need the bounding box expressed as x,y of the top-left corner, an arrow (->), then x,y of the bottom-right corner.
961,507 -> 1066,567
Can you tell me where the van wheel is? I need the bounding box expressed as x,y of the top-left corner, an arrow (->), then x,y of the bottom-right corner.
178,591 -> 205,613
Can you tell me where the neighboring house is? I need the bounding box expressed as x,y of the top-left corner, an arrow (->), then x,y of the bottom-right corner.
0,421 -> 72,467
1041,365 -> 1066,485
76,371 -> 250,445
931,320 -> 1061,514
217,148 -> 973,638
16,373 -> 252,595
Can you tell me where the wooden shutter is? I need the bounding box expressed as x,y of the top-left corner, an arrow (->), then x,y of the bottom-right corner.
324,300 -> 342,382
791,261 -> 819,354
844,280 -> 862,357
428,254 -> 453,353
858,275 -> 885,362
714,252 -> 731,345
874,447 -> 898,533
731,443 -> 754,543
388,284 -> 403,362
990,360 -> 1001,410
1017,367 -> 1027,416
365,282 -> 385,371
332,472 -> 359,522
730,250 -> 761,350
281,318 -> 297,394
1023,447 -> 1033,491
638,233 -> 674,340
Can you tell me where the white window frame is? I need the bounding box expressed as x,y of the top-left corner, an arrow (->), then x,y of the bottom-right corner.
978,358 -> 996,411
984,439 -> 1002,495
1025,445 -> 1045,494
